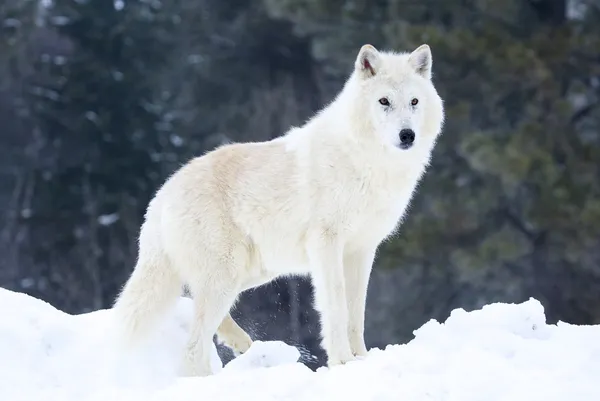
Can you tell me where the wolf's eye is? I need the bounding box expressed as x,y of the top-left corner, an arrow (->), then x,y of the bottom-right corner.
378,97 -> 390,106
411,98 -> 419,106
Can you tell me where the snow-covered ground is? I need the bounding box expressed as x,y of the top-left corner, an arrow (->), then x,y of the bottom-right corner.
1,287 -> 599,401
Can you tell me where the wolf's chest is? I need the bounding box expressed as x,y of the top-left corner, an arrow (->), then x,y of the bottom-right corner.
340,176 -> 417,240
363,185 -> 414,222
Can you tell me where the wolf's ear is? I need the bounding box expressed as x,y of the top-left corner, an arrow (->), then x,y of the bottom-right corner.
355,44 -> 380,78
408,44 -> 432,80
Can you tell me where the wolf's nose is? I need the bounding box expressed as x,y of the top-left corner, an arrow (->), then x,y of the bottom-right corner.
399,129 -> 415,145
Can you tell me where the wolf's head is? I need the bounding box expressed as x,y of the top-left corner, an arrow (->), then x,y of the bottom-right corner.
348,44 -> 445,155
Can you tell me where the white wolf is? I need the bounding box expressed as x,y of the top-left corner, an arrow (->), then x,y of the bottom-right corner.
113,43 -> 445,376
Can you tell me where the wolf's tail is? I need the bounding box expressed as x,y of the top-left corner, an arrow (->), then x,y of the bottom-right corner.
112,231 -> 181,347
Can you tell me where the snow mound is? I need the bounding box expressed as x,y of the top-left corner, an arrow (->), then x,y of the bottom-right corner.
1,288 -> 599,401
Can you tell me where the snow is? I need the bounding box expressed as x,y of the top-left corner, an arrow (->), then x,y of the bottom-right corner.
567,0 -> 588,20
97,213 -> 120,226
1,287 -> 599,401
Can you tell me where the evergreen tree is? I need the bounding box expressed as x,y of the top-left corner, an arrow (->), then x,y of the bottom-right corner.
265,0 -> 600,325
25,0 -> 182,312
0,0 -> 42,287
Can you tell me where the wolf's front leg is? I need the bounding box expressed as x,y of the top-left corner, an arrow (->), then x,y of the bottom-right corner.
344,247 -> 376,358
308,234 -> 355,367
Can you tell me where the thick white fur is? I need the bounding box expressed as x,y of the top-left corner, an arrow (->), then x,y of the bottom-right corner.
112,44 -> 445,376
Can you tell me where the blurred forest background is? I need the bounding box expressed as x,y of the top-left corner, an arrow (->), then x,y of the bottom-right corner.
1,0 -> 599,369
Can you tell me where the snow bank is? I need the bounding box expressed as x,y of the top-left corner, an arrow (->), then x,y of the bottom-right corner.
1,287 -> 599,401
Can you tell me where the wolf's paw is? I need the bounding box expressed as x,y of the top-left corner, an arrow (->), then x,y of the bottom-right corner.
179,362 -> 213,378
223,332 -> 253,356
350,338 -> 369,358
352,345 -> 369,358
327,351 -> 357,367
179,355 -> 215,378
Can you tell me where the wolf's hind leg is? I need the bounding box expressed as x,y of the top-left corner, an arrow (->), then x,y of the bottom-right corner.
216,312 -> 253,355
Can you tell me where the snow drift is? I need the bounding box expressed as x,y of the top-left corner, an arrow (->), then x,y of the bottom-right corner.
0,287 -> 599,401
